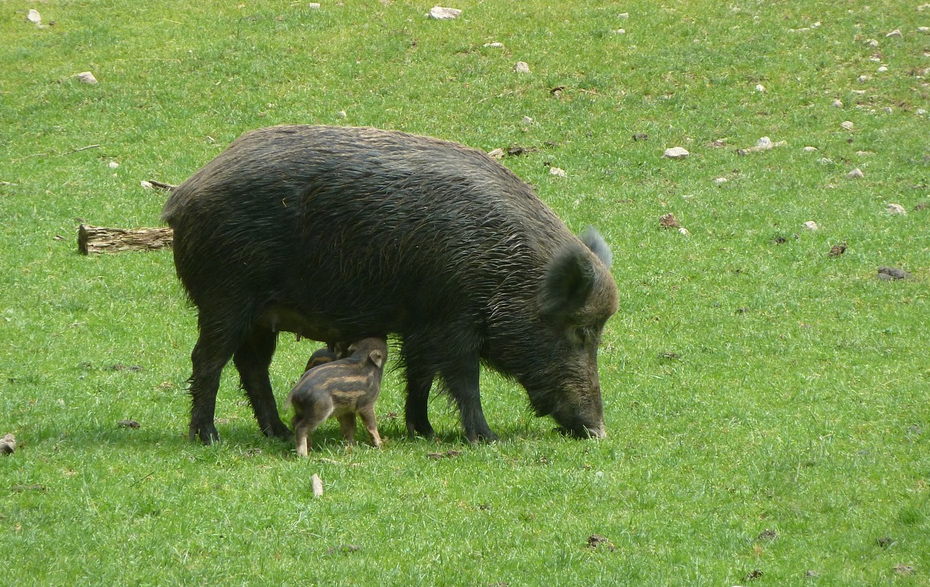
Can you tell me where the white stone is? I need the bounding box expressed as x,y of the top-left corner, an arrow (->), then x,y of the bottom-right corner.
832,99 -> 843,108
522,116 -> 533,125
846,167 -> 864,178
663,147 -> 689,159
619,12 -> 629,19
820,157 -> 835,165
887,203 -> 907,215
885,29 -> 902,38
756,136 -> 773,149
878,65 -> 888,72
108,161 -> 119,169
865,39 -> 879,47
140,181 -> 153,189
803,221 -> 819,231
614,28 -> 626,34
882,106 -> 893,114
77,71 -> 98,84
487,148 -> 505,159
429,6 -> 461,20
841,121 -> 854,130
27,9 -> 41,24
918,27 -> 929,33
308,2 -> 321,8
514,61 -> 530,74
549,167 -> 566,177
713,177 -> 728,185
755,84 -> 765,92
858,75 -> 872,83
483,42 -> 503,48
678,227 -> 690,236
336,110 -> 347,118
917,109 -> 928,115
803,146 -> 819,152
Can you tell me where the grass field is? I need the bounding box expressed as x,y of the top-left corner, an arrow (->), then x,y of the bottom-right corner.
2,0 -> 929,585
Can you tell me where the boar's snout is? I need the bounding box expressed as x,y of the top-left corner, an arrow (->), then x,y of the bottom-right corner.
551,402 -> 606,439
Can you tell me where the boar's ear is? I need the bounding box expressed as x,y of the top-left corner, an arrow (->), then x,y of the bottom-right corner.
579,226 -> 612,269
540,244 -> 596,321
368,349 -> 385,369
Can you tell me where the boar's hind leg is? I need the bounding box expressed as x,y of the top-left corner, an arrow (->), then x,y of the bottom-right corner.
233,328 -> 292,440
189,329 -> 239,444
442,356 -> 497,443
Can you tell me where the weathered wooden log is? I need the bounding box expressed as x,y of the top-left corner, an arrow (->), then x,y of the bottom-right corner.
78,224 -> 173,255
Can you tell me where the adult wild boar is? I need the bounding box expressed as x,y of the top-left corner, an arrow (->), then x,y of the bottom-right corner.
162,125 -> 618,444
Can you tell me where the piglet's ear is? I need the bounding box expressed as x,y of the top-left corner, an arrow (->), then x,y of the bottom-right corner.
368,349 -> 385,369
540,244 -> 596,322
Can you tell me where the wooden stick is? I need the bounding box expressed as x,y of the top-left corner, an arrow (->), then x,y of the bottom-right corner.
78,224 -> 173,255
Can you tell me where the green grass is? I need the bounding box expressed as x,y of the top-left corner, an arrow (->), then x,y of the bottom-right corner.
2,0 -> 929,585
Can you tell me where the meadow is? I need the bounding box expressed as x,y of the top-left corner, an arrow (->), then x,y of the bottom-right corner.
1,0 -> 929,585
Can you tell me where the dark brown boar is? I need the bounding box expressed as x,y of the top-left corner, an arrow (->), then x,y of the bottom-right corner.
162,125 -> 618,444
286,337 -> 387,455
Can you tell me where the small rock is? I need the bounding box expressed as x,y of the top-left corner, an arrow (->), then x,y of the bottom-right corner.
428,6 -> 461,20
886,203 -> 907,215
755,84 -> 765,92
714,177 -> 728,185
858,74 -> 872,83
308,2 -> 321,8
613,28 -> 626,34
618,12 -> 629,19
832,99 -> 844,108
311,474 -> 324,498
878,267 -> 910,280
803,146 -> 819,152
140,180 -> 153,189
865,39 -> 879,47
885,29 -> 903,38
878,65 -> 888,73
917,109 -> 927,115
522,116 -> 533,125
0,433 -> 15,455
27,9 -> 41,25
829,242 -> 847,257
108,161 -> 119,169
487,148 -> 505,159
514,61 -> 530,74
803,220 -> 819,231
483,42 -> 504,48
846,168 -> 864,179
841,121 -> 854,131
678,227 -> 690,236
336,110 -> 347,119
919,27 -> 929,33
77,71 -> 98,84
549,167 -> 566,177
663,147 -> 689,159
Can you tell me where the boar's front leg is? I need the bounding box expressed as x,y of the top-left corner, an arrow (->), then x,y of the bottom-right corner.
404,354 -> 437,439
443,354 -> 497,443
233,328 -> 291,440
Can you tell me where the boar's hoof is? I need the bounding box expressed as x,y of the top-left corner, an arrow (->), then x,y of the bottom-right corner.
466,427 -> 499,444
262,422 -> 293,441
190,421 -> 221,445
406,419 -> 436,440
